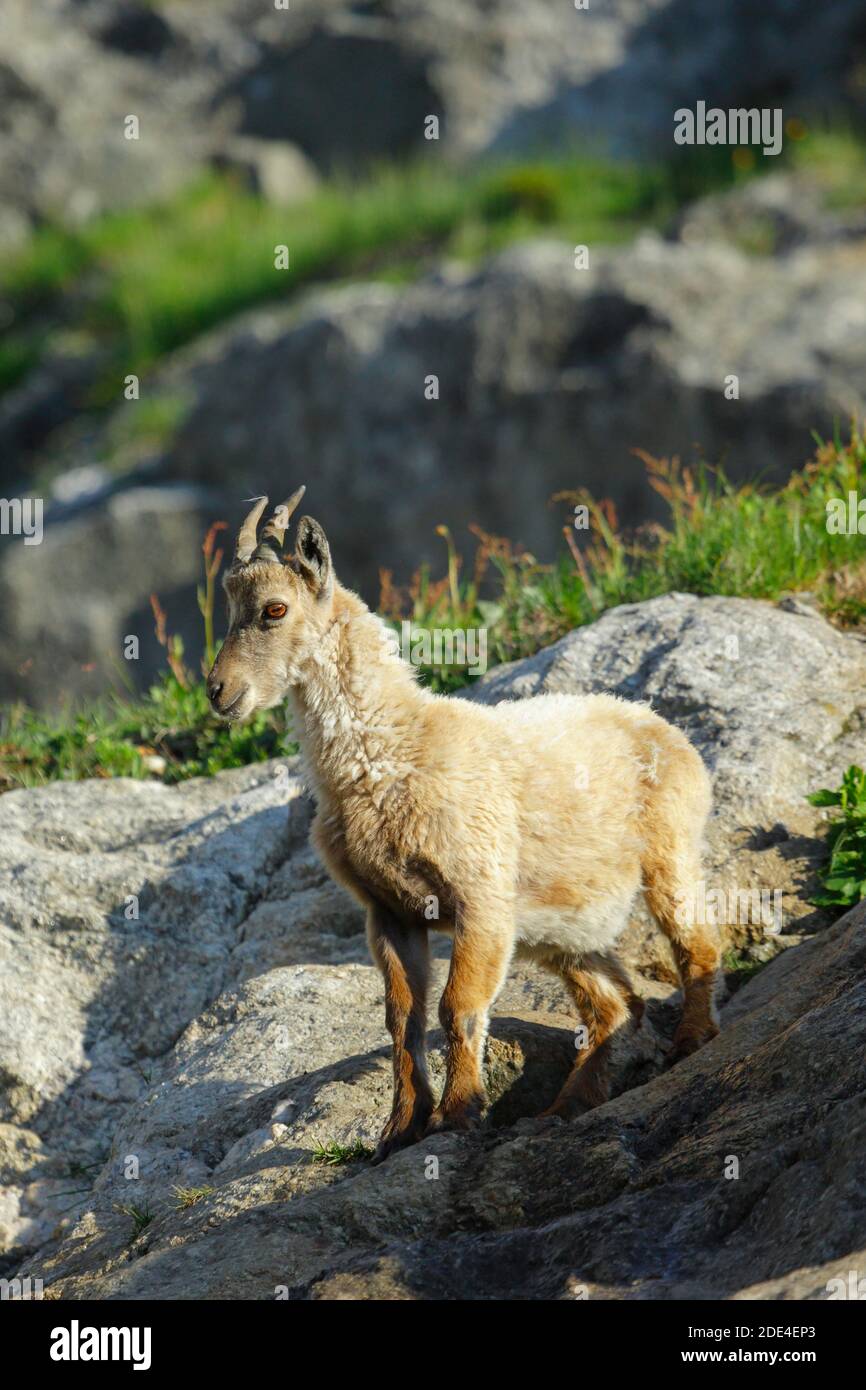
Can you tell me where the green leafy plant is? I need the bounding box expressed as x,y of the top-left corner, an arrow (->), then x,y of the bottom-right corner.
808,765 -> 866,910
311,1138 -> 373,1166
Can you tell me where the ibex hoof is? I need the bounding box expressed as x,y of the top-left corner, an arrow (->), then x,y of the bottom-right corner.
425,1097 -> 484,1136
666,1021 -> 720,1067
371,1109 -> 432,1164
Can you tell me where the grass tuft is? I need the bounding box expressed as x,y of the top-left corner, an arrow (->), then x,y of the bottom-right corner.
311,1138 -> 373,1166
115,1201 -> 154,1240
172,1185 -> 215,1211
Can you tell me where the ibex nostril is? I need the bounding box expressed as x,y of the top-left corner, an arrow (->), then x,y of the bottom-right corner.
207,678 -> 223,705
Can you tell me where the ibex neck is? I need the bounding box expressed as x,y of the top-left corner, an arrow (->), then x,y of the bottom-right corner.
288,586 -> 426,804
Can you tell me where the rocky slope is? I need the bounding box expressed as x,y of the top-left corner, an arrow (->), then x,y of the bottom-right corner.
3,593 -> 865,1297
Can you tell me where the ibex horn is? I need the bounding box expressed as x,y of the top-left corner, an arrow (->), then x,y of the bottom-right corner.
234,496 -> 269,564
257,485 -> 306,554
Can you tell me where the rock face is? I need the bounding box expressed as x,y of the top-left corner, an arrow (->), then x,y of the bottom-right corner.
5,215 -> 866,706
3,593 -> 865,1296
0,482 -> 218,708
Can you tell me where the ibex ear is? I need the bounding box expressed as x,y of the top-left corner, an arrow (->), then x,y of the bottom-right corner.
294,516 -> 333,598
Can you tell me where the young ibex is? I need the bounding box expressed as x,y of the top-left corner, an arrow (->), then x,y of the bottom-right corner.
207,492 -> 720,1162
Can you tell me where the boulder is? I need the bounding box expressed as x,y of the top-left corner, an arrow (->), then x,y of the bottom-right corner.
214,22 -> 445,169
0,482 -> 218,708
12,893 -> 866,1298
488,0 -> 866,160
215,0 -> 866,167
0,0 -> 213,235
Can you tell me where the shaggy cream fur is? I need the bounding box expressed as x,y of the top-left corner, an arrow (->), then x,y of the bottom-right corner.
207,499 -> 721,1162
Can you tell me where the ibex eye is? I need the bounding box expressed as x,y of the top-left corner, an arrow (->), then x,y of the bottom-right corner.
264,602 -> 287,621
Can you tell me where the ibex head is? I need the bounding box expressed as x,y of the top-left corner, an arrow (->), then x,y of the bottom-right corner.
206,487 -> 334,720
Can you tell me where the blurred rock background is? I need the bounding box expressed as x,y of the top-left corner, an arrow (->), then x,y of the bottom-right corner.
1,0 -> 866,707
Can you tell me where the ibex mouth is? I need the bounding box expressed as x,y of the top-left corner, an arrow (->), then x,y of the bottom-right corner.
215,687 -> 250,721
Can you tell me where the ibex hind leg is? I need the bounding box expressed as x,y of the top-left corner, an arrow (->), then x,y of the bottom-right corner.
642,756 -> 720,1064
540,951 -> 642,1117
367,903 -> 433,1164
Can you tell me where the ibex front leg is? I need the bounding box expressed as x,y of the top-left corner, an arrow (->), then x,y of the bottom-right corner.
428,901 -> 513,1134
367,902 -> 433,1164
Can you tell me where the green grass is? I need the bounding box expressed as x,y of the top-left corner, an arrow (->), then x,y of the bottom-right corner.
311,1138 -> 373,1167
786,127 -> 866,210
4,127 -> 860,392
808,765 -> 866,911
0,673 -> 294,791
0,140 -> 801,412
2,125 -> 860,447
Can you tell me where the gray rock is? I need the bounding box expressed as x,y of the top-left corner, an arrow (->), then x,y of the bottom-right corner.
0,482 -> 219,708
0,758 -> 311,1253
670,173 -> 866,257
213,0 -> 866,168
488,0 -> 866,161
214,20 -> 445,170
16,903 -> 866,1299
0,0 -> 215,233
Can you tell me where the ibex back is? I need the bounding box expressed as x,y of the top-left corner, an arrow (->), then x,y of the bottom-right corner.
208,493 -> 720,1162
